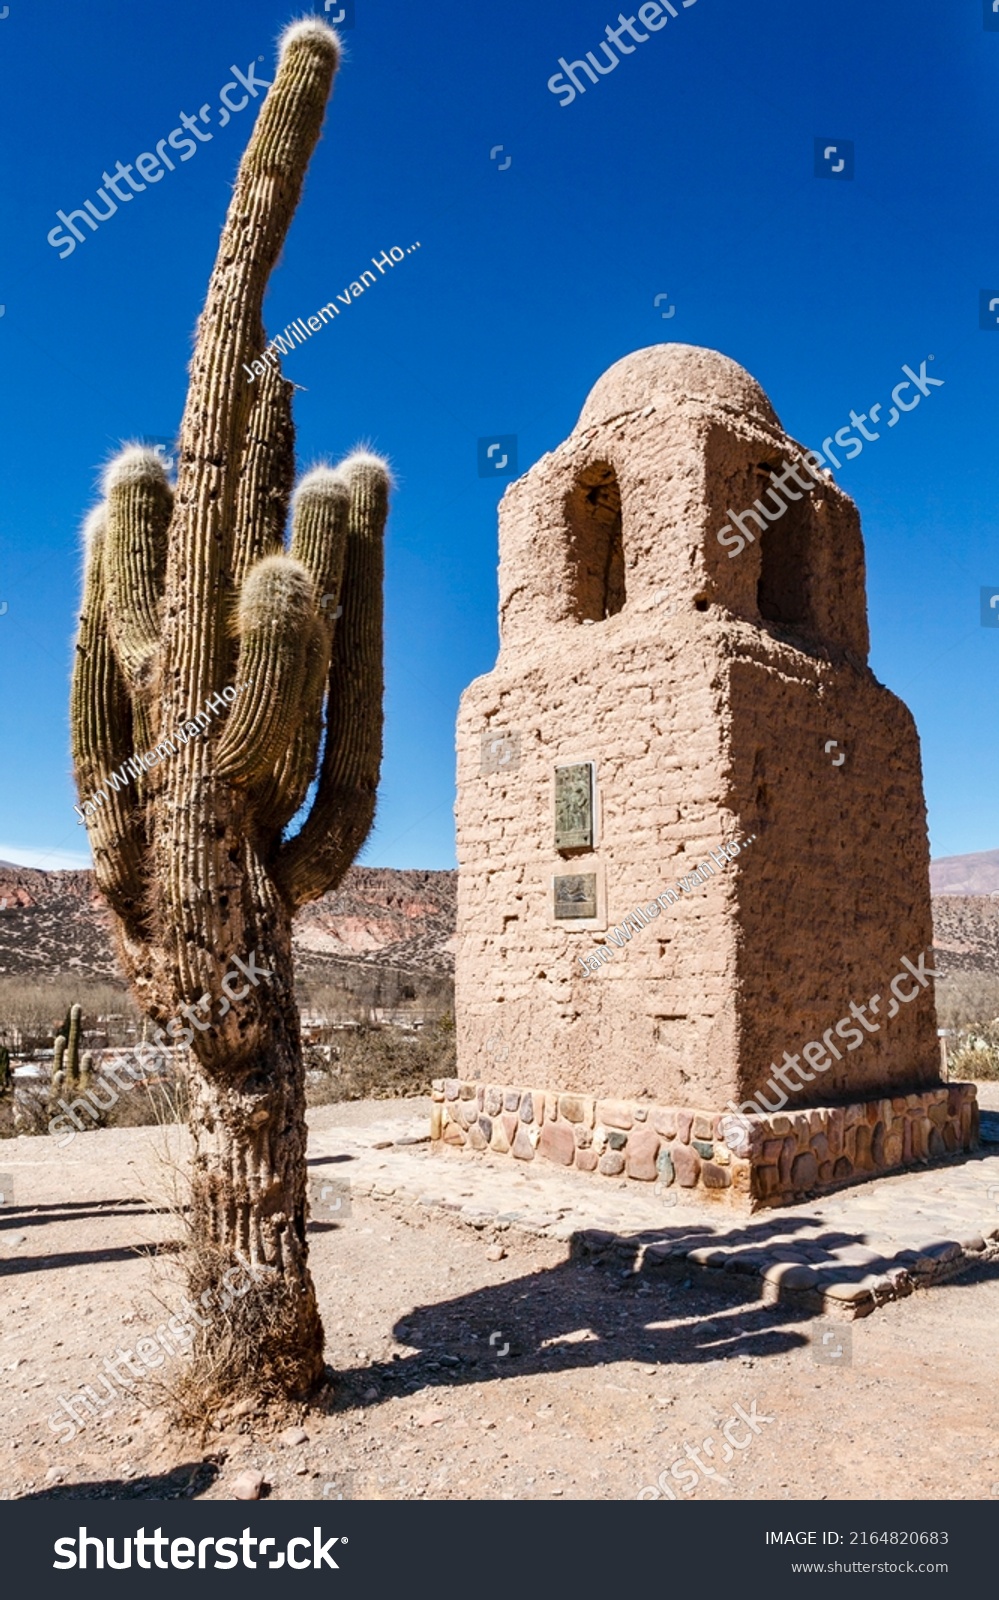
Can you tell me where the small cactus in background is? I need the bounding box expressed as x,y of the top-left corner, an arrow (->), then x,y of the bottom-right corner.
70,17 -> 389,1399
50,1004 -> 85,1105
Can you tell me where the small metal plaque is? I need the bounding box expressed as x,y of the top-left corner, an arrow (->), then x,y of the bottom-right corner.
554,762 -> 594,850
554,873 -> 597,921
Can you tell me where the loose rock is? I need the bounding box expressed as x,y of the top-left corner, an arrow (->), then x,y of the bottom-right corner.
232,1469 -> 266,1501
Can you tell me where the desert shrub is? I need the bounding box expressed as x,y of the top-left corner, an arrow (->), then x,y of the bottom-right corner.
935,973 -> 999,1080
948,1020 -> 999,1082
935,973 -> 999,1034
102,1073 -> 190,1129
305,1019 -> 455,1106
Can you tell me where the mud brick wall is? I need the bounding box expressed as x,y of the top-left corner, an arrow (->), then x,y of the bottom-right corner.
431,1077 -> 979,1212
454,344 -> 939,1114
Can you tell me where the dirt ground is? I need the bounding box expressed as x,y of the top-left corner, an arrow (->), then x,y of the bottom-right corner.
2,1092 -> 998,1503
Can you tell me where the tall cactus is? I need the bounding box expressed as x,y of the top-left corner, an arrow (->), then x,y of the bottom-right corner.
70,17 -> 389,1398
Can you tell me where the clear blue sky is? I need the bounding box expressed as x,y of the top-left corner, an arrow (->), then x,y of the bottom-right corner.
1,0 -> 996,872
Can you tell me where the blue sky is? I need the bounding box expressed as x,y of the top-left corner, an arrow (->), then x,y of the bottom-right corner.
0,0 -> 996,872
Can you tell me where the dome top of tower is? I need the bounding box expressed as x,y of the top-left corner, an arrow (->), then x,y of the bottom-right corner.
577,343 -> 781,432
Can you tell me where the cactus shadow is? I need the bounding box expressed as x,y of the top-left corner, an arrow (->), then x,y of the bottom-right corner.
326,1207 -> 995,1411
0,1239 -> 182,1277
1,1200 -> 166,1225
17,1457 -> 224,1500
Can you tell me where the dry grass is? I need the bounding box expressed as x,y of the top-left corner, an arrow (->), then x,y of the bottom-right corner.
158,1242 -> 327,1437
0,1063 -> 189,1140
304,1017 -> 455,1106
948,1022 -> 999,1082
936,973 -> 999,1080
935,972 -> 999,1033
0,976 -> 140,1052
121,1131 -> 329,1437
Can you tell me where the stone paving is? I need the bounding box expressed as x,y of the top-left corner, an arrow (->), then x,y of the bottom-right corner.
307,1106 -> 999,1322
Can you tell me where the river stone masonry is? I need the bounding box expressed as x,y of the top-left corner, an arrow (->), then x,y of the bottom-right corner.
431,1076 -> 979,1210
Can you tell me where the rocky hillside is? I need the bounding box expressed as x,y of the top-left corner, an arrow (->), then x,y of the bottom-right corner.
0,862 -> 456,986
928,895 -> 999,978
0,866 -> 112,978
294,867 -> 456,979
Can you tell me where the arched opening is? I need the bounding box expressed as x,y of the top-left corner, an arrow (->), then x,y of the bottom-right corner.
754,462 -> 815,633
564,462 -> 625,623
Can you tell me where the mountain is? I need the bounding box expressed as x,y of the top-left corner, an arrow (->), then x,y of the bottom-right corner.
930,849 -> 999,897
0,863 -> 456,986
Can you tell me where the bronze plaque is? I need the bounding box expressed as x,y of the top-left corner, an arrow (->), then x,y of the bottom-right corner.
554,873 -> 597,921
554,762 -> 593,850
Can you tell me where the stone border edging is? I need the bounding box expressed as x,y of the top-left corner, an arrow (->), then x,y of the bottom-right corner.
340,1151 -> 999,1324
571,1227 -> 999,1320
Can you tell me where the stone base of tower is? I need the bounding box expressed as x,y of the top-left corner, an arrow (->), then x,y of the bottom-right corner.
430,1077 -> 979,1210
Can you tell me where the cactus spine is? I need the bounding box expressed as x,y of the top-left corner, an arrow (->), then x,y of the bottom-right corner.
69,17 -> 388,1399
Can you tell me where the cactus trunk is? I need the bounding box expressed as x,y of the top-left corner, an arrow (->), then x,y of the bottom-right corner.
185,948 -> 324,1393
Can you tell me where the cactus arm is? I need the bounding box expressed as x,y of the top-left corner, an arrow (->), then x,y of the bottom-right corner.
214,555 -> 315,787
165,22 -> 341,727
287,467 -> 350,603
248,466 -> 352,831
252,615 -> 328,837
274,453 -> 388,907
232,358 -> 297,592
102,447 -> 171,694
70,510 -> 148,928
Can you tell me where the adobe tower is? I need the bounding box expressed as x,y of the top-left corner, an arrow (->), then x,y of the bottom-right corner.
437,345 -> 977,1207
